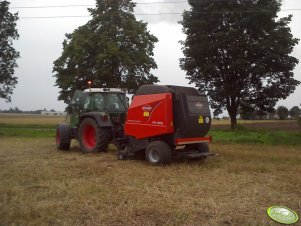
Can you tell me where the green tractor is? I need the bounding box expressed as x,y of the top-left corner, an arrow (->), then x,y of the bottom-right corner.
56,88 -> 128,152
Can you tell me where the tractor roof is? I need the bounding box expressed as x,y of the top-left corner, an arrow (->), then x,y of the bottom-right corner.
83,88 -> 126,93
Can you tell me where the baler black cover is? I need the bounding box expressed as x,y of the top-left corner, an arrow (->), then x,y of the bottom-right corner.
167,85 -> 211,139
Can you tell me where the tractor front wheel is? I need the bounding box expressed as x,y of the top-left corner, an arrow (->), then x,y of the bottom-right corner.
145,141 -> 172,165
79,118 -> 111,152
56,123 -> 71,151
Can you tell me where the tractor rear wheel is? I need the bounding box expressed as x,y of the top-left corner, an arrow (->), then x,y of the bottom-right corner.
145,141 -> 172,165
56,123 -> 71,151
79,118 -> 112,152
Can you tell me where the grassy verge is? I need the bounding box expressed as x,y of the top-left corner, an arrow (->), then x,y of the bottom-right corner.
209,129 -> 301,146
1,122 -> 300,146
0,124 -> 55,138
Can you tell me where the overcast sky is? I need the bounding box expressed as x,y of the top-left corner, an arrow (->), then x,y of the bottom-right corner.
0,0 -> 300,112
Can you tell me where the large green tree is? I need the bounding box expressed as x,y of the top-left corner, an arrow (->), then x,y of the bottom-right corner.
180,0 -> 300,129
0,0 -> 19,102
53,0 -> 158,105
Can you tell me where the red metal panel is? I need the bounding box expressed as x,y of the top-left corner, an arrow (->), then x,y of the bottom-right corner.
125,93 -> 174,139
175,136 -> 212,145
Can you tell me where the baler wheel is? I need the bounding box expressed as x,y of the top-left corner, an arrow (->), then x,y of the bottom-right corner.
117,151 -> 127,160
197,143 -> 209,153
79,118 -> 112,152
186,143 -> 209,160
145,141 -> 172,165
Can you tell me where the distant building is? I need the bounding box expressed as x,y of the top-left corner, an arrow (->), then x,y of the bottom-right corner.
41,111 -> 66,116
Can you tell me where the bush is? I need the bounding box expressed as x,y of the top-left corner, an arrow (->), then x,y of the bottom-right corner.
289,106 -> 301,119
277,106 -> 289,120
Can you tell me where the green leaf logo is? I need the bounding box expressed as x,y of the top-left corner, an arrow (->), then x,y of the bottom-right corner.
267,206 -> 299,225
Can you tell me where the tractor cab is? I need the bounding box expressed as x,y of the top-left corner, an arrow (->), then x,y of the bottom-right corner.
69,88 -> 128,128
82,88 -> 127,113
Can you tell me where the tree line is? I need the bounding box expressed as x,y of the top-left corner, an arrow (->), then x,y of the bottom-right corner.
0,107 -> 58,114
1,0 -> 300,129
239,105 -> 301,120
1,104 -> 300,121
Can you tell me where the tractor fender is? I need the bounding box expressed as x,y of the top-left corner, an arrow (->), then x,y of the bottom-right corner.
79,112 -> 113,128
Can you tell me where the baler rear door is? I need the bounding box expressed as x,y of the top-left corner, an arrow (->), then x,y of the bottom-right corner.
173,93 -> 211,138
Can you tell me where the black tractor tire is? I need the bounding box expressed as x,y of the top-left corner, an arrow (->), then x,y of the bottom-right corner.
56,123 -> 71,151
145,141 -> 172,165
79,118 -> 112,153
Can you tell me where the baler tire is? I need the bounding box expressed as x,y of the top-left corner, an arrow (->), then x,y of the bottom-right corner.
79,118 -> 112,153
145,141 -> 172,165
56,123 -> 71,151
187,143 -> 209,153
185,143 -> 209,161
197,143 -> 209,153
117,152 -> 127,160
195,143 -> 209,161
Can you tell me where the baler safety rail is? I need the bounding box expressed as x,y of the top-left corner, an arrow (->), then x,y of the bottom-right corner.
175,136 -> 212,145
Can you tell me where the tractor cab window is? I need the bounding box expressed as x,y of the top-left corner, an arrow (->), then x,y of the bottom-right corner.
86,92 -> 127,112
105,93 -> 127,112
69,90 -> 89,113
83,94 -> 92,111
93,93 -> 105,111
70,91 -> 127,113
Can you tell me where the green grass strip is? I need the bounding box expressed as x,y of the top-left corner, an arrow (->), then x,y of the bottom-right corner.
0,123 -> 56,129
209,130 -> 301,146
1,123 -> 301,146
0,127 -> 55,138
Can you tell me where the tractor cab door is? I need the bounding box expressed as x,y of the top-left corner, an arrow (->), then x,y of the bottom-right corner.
68,90 -> 89,127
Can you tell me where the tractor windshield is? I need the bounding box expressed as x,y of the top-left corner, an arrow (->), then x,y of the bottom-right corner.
93,93 -> 127,112
68,90 -> 127,127
70,91 -> 127,113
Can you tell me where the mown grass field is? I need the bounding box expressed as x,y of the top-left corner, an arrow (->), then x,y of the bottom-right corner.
0,113 -> 65,137
0,113 -> 65,125
0,114 -> 300,225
